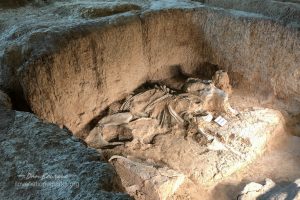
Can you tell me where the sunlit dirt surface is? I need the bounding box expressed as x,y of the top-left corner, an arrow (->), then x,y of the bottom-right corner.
171,89 -> 300,200
207,134 -> 300,199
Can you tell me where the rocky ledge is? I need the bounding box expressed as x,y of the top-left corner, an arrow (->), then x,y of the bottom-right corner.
0,94 -> 131,199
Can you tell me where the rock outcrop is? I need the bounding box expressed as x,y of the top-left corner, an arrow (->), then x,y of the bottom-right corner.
195,0 -> 300,25
238,178 -> 300,200
0,109 -> 131,200
0,90 -> 11,109
109,156 -> 185,200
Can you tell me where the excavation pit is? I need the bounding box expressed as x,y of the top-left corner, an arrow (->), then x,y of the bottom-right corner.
0,1 -> 299,199
84,71 -> 284,200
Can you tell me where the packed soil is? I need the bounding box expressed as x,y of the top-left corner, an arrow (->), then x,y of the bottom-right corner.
171,89 -> 300,200
84,74 -> 297,200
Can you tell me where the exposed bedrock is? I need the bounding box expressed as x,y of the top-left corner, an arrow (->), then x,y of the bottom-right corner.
0,0 -> 52,8
0,90 -> 12,109
194,0 -> 300,25
2,3 -> 299,135
0,108 -> 131,199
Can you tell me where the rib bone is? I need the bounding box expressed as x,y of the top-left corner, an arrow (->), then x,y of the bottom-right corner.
167,104 -> 184,124
144,94 -> 172,113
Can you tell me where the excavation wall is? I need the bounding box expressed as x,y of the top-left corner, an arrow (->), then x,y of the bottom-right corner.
17,6 -> 300,135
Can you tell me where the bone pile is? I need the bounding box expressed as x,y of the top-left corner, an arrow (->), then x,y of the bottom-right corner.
85,70 -> 238,150
84,70 -> 283,199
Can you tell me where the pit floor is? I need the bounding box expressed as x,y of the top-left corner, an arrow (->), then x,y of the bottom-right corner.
171,88 -> 300,200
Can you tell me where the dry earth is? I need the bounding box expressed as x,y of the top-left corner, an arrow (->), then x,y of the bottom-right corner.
0,0 -> 299,199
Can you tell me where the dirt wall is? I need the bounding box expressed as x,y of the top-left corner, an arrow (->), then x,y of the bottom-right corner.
18,7 -> 300,135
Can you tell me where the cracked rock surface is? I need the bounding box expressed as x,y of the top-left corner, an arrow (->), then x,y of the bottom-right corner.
0,90 -> 11,109
0,108 -> 132,200
109,155 -> 185,200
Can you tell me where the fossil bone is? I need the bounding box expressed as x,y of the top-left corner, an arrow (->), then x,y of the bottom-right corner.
99,112 -> 133,126
207,138 -> 228,151
120,94 -> 134,111
144,93 -> 172,113
120,92 -> 147,111
160,107 -> 167,128
167,104 -> 184,124
212,70 -> 232,94
198,127 -> 244,158
85,126 -> 124,149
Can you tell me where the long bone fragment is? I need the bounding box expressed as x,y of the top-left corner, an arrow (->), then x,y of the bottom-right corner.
120,95 -> 134,111
120,92 -> 145,111
160,107 -> 167,127
167,104 -> 184,124
144,93 -> 172,113
99,112 -> 133,126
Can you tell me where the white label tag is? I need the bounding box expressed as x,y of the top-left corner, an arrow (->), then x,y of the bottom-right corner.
214,116 -> 227,126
